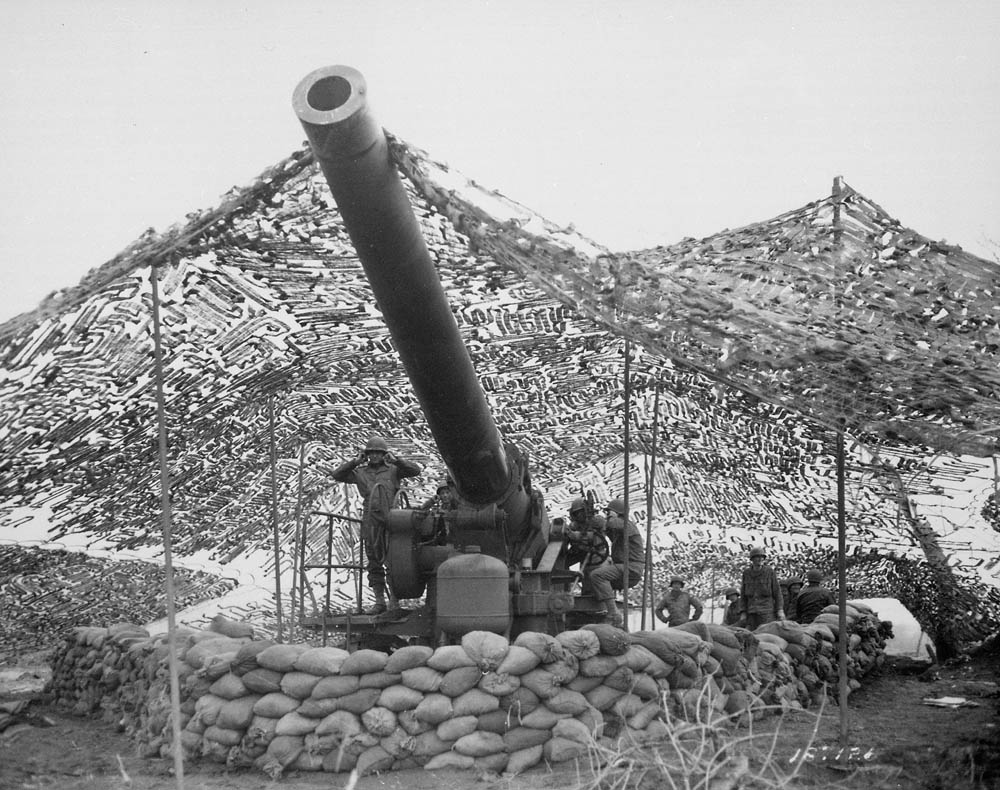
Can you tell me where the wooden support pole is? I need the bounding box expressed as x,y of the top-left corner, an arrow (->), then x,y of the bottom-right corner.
837,422 -> 849,746
148,266 -> 186,789
642,379 -> 660,630
268,395 -> 284,643
622,336 -> 631,631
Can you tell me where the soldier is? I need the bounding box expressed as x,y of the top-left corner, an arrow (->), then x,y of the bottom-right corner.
563,497 -> 608,576
654,576 -> 704,627
795,568 -> 836,624
587,498 -> 644,628
738,546 -> 784,630
331,435 -> 422,614
722,586 -> 742,626
781,576 -> 803,622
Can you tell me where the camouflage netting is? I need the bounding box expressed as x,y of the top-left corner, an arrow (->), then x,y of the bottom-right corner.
0,131 -> 998,647
0,544 -> 236,660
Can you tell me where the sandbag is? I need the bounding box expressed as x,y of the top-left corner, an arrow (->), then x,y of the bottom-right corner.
476,708 -> 517,734
397,710 -> 432,736
216,695 -> 260,730
705,624 -> 742,650
436,714 -> 478,741
544,654 -> 579,684
452,688 -> 501,716
505,744 -> 544,775
454,730 -> 505,757
408,729 -> 454,758
620,645 -> 652,672
256,644 -> 308,673
584,684 -> 622,711
280,671 -> 322,700
479,671 -> 521,697
495,645 -> 541,675
361,707 -> 397,737
356,744 -> 395,776
424,751 -> 474,770
427,645 -> 477,671
499,686 -> 540,718
400,666 -> 443,693
209,672 -> 248,700
461,631 -> 510,671
331,688 -> 382,715
193,694 -> 226,727
294,647 -> 351,676
513,631 -> 565,663
384,645 -> 434,673
521,705 -> 571,729
544,736 -> 586,762
358,671 -> 402,689
231,640 -> 276,675
314,710 -> 362,740
519,668 -> 562,699
209,614 -> 254,639
580,623 -> 631,656
503,726 -> 551,751
546,689 -> 590,716
310,674 -> 360,700
272,711 -> 318,739
203,724 -> 243,747
241,668 -> 284,695
440,665 -> 483,697
378,684 -> 424,712
555,629 -> 601,660
603,665 -> 635,692
185,637 -> 245,671
579,654 -> 626,678
566,675 -> 604,693
675,620 -> 713,644
341,649 -> 389,676
413,693 -> 453,724
553,716 -> 595,744
244,714 -> 279,746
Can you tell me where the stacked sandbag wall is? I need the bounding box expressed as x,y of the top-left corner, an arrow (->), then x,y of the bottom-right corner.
752,599 -> 889,708
44,608 -> 887,777
46,622 -> 677,777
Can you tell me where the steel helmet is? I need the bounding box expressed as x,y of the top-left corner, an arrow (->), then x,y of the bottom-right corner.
606,498 -> 626,516
806,568 -> 823,583
724,586 -> 739,598
748,546 -> 765,558
786,577 -> 803,589
669,575 -> 685,587
570,497 -> 588,515
365,436 -> 389,453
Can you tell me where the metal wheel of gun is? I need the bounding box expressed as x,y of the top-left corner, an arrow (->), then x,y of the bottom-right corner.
579,498 -> 645,628
330,435 -> 422,614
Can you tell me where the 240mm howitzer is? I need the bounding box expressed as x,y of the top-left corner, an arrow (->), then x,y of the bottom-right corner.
293,66 -> 604,644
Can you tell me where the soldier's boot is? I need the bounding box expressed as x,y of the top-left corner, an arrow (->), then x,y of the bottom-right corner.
370,584 -> 388,615
603,599 -> 623,628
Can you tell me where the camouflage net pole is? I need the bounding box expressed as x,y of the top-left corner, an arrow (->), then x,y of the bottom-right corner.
148,266 -> 186,789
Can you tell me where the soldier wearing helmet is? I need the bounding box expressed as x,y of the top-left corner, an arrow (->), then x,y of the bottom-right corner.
738,546 -> 784,629
794,568 -> 835,624
563,496 -> 608,578
586,497 -> 644,627
781,576 -> 804,622
722,586 -> 742,626
654,575 -> 704,627
331,435 -> 422,614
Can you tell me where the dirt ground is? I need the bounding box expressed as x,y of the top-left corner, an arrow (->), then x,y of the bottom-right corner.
1,649 -> 998,790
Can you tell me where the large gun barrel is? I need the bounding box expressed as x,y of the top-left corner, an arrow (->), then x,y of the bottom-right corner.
292,66 -> 510,506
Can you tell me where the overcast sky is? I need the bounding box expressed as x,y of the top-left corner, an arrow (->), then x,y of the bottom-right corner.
1,1 -> 997,324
